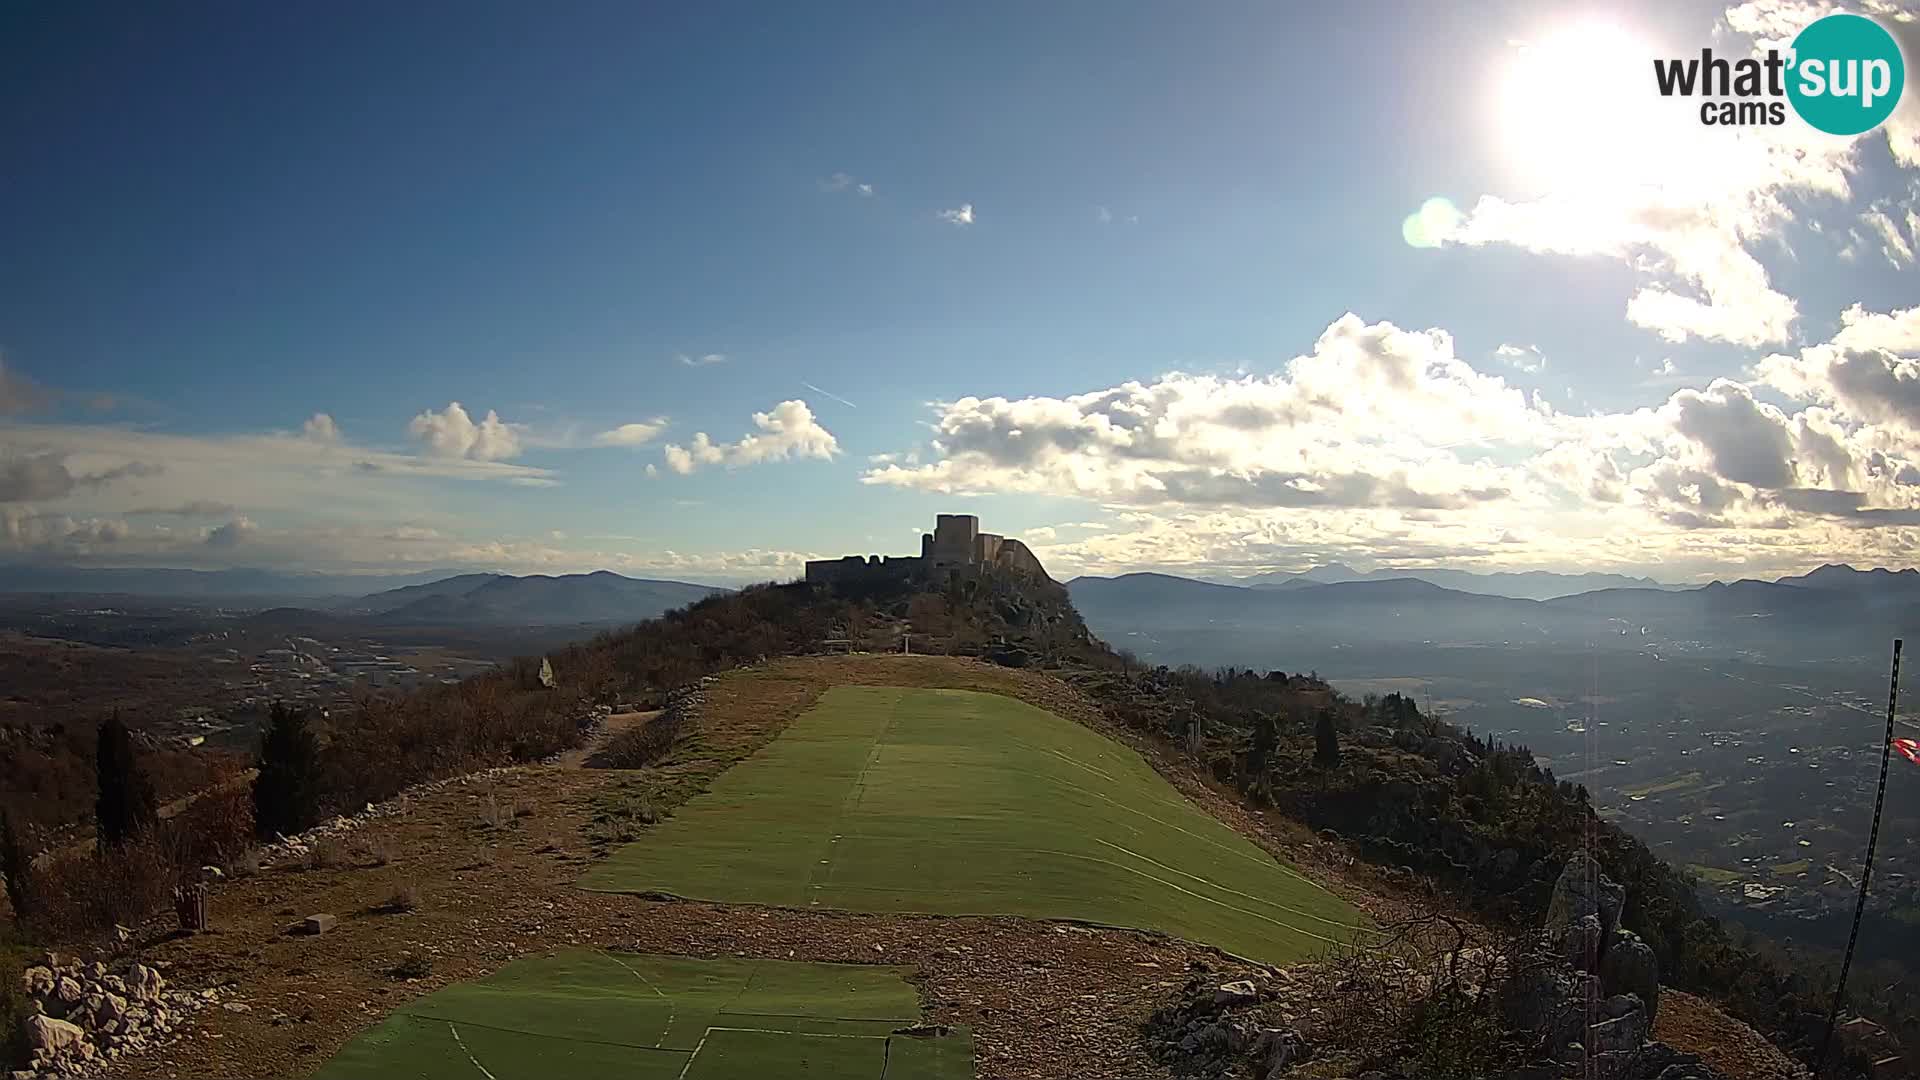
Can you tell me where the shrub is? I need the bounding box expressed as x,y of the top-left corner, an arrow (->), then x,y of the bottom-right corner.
305,837 -> 352,871
381,885 -> 420,913
17,837 -> 177,944
159,783 -> 255,872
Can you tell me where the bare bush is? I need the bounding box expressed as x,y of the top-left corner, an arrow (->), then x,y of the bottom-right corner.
356,837 -> 394,867
1306,912 -> 1535,1079
18,837 -> 178,944
305,837 -> 352,871
229,846 -> 262,879
380,884 -> 420,913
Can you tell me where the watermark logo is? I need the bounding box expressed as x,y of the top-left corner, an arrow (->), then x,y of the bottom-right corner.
1787,13 -> 1904,135
1652,12 -> 1905,134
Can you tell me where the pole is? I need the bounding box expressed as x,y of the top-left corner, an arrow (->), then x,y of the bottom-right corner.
1816,638 -> 1901,1077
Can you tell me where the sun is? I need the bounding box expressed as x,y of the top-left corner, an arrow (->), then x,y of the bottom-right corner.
1494,20 -> 1682,196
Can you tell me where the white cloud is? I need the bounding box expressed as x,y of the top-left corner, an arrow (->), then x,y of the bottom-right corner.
864,304 -> 1920,577
204,517 -> 255,549
1096,206 -> 1113,224
662,400 -> 840,475
303,412 -> 340,443
1494,343 -> 1546,373
408,402 -> 523,461
1862,207 -> 1916,267
677,353 -> 727,367
865,314 -> 1555,509
821,172 -> 873,197
937,203 -> 975,226
593,420 -> 669,447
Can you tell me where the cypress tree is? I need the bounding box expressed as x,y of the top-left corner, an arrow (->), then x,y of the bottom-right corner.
253,702 -> 322,839
95,712 -> 159,847
1,810 -> 30,916
1313,709 -> 1341,768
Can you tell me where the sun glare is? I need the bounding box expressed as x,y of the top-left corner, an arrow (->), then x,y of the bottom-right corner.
1495,21 -> 1683,197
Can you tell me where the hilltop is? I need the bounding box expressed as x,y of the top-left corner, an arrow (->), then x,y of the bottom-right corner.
2,561 -> 1896,1079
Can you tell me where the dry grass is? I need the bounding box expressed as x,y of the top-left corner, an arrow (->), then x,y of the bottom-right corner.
305,838 -> 353,872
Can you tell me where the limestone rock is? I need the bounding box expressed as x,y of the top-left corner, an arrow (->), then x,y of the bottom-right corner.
1547,853 -> 1622,943
130,963 -> 165,1002
54,975 -> 84,1006
1587,1007 -> 1649,1054
1562,913 -> 1604,973
21,966 -> 54,997
298,913 -> 338,935
25,1014 -> 86,1054
1599,929 -> 1660,1021
1211,979 -> 1259,1007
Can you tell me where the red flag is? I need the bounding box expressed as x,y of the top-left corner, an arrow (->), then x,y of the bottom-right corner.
1895,738 -> 1920,765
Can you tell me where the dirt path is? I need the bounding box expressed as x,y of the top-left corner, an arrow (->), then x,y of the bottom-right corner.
552,709 -> 658,769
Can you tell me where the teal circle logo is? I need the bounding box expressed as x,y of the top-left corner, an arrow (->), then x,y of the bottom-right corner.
1787,13 -> 1906,135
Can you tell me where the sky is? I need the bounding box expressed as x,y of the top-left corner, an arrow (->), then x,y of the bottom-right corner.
3,0 -> 1920,586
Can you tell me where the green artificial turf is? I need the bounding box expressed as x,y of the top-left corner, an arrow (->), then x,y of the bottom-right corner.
580,686 -> 1366,965
315,951 -> 970,1080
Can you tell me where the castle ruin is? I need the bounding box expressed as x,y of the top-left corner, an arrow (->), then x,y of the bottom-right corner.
804,514 -> 1049,586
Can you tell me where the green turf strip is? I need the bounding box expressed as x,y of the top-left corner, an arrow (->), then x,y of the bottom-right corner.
580,686 -> 1366,965
314,951 -> 972,1080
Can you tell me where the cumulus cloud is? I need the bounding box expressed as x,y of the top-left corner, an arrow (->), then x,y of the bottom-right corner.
0,510 -> 134,551
863,302 -> 1920,576
0,453 -> 161,503
662,400 -> 840,475
1757,305 -> 1920,433
937,203 -> 975,226
1494,344 -> 1546,373
303,412 -> 341,442
865,314 -> 1553,509
408,402 -> 523,461
204,517 -> 255,549
593,420 -> 669,447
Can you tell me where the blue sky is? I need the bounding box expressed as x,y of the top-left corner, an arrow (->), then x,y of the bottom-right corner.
4,0 -> 1919,584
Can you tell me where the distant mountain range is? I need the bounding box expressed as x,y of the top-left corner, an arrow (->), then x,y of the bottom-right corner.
0,565 -> 472,600
1233,563 -> 1686,601
1068,563 -> 1920,666
0,564 -> 726,627
339,571 -> 725,626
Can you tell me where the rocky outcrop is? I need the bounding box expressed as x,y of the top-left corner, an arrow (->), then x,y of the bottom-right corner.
1143,856 -> 1727,1080
11,953 -> 229,1078
1143,975 -> 1312,1080
1502,856 -> 1709,1080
